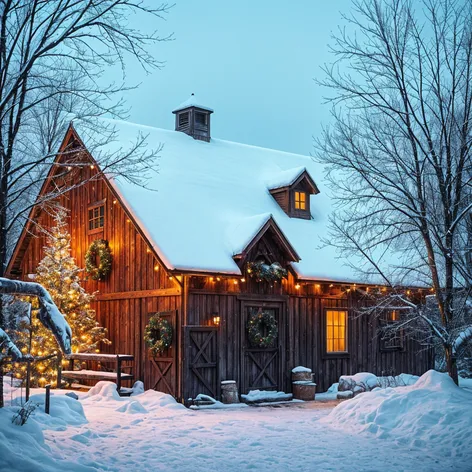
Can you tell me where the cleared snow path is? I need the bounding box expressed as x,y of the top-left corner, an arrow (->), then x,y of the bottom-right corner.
39,390 -> 463,471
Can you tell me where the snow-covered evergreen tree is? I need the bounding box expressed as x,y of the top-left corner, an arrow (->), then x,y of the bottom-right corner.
12,208 -> 110,386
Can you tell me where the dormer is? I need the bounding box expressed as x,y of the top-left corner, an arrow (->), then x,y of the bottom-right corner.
268,167 -> 319,219
172,93 -> 214,142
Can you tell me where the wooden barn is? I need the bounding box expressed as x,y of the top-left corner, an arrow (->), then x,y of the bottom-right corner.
7,96 -> 433,402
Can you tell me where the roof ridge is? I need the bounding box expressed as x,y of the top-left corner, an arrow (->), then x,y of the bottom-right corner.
77,117 -> 313,161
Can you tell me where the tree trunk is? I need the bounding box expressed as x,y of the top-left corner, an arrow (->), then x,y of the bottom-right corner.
445,345 -> 459,385
0,362 -> 3,408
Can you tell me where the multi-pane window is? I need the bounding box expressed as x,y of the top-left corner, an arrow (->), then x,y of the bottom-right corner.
294,191 -> 306,210
326,310 -> 347,353
88,204 -> 104,232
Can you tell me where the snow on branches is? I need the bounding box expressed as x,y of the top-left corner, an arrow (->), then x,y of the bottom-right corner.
0,278 -> 72,355
0,328 -> 21,361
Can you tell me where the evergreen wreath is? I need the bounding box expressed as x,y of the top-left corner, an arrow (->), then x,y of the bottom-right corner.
247,310 -> 278,348
85,239 -> 112,281
247,261 -> 287,283
144,314 -> 173,355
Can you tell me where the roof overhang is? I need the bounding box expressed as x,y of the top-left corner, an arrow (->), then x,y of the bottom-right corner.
233,215 -> 301,263
268,168 -> 320,195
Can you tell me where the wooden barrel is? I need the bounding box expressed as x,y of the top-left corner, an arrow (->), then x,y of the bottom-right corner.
292,367 -> 313,382
292,381 -> 317,401
221,380 -> 239,404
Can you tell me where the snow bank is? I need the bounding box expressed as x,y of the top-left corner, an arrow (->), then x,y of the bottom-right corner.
325,370 -> 472,459
460,376 -> 472,391
28,393 -> 87,428
339,372 -> 378,389
241,390 -> 292,403
137,389 -> 186,411
131,380 -> 145,395
116,400 -> 148,414
84,381 -> 186,413
0,396 -> 91,472
190,394 -> 248,410
337,372 -> 419,398
86,381 -> 123,401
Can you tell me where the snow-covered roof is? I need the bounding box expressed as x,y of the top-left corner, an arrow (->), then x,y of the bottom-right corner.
172,94 -> 214,114
266,167 -> 309,190
74,118 -> 385,283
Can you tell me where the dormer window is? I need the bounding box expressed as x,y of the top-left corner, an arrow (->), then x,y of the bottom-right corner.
294,191 -> 306,210
268,168 -> 319,220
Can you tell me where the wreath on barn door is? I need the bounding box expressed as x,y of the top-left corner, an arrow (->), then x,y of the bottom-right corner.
144,314 -> 173,355
85,239 -> 112,281
247,310 -> 278,348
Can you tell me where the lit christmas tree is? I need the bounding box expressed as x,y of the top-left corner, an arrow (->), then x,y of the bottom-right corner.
12,208 -> 110,387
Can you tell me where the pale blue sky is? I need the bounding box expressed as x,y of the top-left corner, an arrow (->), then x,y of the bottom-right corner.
116,1 -> 351,155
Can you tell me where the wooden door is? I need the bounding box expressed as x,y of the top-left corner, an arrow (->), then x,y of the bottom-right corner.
184,326 -> 218,401
144,310 -> 177,397
241,301 -> 285,394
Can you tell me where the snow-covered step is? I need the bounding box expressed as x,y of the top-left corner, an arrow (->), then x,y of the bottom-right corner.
62,370 -> 133,381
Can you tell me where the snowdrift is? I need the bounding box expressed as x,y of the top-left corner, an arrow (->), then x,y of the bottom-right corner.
325,370 -> 472,459
0,394 -> 91,472
84,381 -> 187,412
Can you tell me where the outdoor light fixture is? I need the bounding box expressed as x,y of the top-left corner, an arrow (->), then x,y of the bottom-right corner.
212,313 -> 220,326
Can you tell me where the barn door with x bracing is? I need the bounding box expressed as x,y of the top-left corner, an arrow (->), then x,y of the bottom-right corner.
241,302 -> 285,394
184,326 -> 218,401
144,311 -> 177,397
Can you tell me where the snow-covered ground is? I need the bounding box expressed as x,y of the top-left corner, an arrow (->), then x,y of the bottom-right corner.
1,371 -> 471,472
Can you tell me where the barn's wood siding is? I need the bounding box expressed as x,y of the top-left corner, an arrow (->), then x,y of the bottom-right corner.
12,148 -> 182,396
186,277 -> 433,395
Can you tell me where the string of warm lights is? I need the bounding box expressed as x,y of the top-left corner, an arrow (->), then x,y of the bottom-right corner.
11,209 -> 110,388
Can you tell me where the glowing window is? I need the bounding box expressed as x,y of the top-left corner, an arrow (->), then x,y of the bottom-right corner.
88,204 -> 104,232
326,310 -> 347,353
294,191 -> 306,210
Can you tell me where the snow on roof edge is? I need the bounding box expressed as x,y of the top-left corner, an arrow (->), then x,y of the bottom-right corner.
106,176 -> 175,271
266,167 -> 308,190
172,94 -> 214,113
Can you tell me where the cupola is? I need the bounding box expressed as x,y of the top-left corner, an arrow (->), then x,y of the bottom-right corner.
172,93 -> 214,142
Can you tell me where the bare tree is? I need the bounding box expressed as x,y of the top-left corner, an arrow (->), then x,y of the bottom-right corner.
0,0 -> 172,305
315,0 -> 472,383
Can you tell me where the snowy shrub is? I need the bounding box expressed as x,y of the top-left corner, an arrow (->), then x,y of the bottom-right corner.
11,401 -> 38,426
